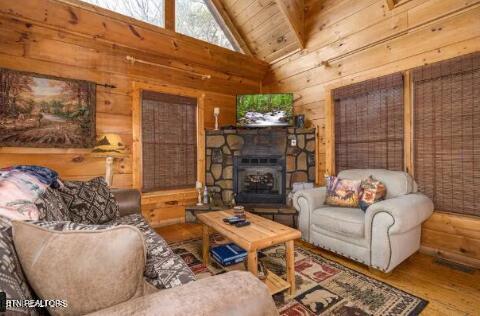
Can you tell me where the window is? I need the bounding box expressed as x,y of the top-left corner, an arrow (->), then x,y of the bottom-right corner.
175,0 -> 235,50
141,91 -> 197,192
332,73 -> 404,173
81,0 -> 237,51
82,0 -> 165,27
412,52 -> 480,216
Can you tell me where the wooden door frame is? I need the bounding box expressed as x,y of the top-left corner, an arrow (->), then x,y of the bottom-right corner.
132,81 -> 206,197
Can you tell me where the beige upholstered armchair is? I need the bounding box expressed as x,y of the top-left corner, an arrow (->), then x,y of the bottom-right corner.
293,169 -> 434,273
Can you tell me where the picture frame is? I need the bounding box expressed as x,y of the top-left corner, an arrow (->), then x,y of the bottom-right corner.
0,68 -> 96,148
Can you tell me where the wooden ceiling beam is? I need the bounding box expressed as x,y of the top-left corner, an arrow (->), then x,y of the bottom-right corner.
275,0 -> 304,49
205,0 -> 254,55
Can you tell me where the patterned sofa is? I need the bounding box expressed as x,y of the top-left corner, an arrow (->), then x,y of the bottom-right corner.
0,177 -> 277,315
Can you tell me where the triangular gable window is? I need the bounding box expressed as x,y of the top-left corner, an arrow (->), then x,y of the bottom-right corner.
175,0 -> 237,51
83,0 -> 165,27
81,0 -> 238,51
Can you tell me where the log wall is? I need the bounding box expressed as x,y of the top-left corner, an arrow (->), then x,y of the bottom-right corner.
0,0 -> 268,226
263,0 -> 480,266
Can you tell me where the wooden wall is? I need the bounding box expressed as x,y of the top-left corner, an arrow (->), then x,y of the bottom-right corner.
0,0 -> 268,226
263,0 -> 480,267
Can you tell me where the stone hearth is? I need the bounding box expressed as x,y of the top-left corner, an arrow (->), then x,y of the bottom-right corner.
205,128 -> 316,205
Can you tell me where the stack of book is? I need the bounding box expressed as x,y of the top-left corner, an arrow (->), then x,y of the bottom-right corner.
210,243 -> 247,266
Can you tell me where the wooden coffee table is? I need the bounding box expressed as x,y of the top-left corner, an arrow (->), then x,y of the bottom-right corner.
197,210 -> 301,295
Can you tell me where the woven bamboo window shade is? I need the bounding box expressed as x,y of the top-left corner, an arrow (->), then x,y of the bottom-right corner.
141,91 -> 197,192
332,73 -> 404,173
412,52 -> 480,216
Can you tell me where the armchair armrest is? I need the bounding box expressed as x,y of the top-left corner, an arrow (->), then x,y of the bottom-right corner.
111,189 -> 141,217
293,187 -> 326,212
365,193 -> 434,235
86,271 -> 278,316
293,187 -> 326,242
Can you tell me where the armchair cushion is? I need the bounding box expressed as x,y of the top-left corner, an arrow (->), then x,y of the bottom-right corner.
365,193 -> 434,235
338,169 -> 416,199
311,206 -> 365,238
325,176 -> 361,208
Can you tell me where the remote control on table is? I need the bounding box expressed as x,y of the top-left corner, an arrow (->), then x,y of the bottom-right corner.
227,217 -> 244,225
235,221 -> 250,227
223,216 -> 238,223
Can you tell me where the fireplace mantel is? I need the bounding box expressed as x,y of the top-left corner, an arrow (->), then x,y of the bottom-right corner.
205,127 -> 316,205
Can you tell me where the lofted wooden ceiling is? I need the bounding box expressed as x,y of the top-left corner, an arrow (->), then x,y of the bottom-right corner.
210,0 -> 304,63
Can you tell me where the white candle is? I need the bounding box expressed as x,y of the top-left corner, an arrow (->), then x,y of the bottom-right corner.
196,181 -> 202,190
214,107 -> 220,115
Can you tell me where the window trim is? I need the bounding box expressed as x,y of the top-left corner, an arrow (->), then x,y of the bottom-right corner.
132,81 -> 205,198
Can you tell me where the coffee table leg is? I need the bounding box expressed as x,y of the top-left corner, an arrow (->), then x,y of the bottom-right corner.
247,251 -> 258,277
202,224 -> 209,266
286,240 -> 295,295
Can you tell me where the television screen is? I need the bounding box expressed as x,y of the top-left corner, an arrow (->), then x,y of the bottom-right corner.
236,93 -> 293,127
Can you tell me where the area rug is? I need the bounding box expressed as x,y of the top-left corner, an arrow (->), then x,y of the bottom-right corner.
170,236 -> 428,315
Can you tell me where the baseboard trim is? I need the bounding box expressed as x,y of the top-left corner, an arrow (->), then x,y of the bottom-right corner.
420,245 -> 480,269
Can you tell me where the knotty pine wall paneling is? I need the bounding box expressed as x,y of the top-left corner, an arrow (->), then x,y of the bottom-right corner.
263,0 -> 480,266
0,0 -> 267,227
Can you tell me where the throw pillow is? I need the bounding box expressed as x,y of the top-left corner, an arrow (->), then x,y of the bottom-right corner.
325,176 -> 362,208
359,176 -> 386,211
35,187 -> 71,221
12,220 -> 146,316
58,177 -> 120,224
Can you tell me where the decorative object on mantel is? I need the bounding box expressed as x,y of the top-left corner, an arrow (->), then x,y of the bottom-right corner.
92,133 -> 126,187
213,107 -> 220,130
203,186 -> 210,205
0,67 -> 95,148
196,181 -> 204,206
294,114 -> 305,128
126,56 -> 211,80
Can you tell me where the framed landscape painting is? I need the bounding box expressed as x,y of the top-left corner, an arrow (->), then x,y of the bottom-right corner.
0,68 -> 95,148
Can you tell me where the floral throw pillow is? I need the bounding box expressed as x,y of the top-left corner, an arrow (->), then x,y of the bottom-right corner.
359,176 -> 386,211
325,176 -> 361,208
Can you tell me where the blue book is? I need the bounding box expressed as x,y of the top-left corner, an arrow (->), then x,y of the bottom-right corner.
210,243 -> 247,266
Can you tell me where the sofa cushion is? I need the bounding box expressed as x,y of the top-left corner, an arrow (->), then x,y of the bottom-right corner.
0,218 -> 35,315
35,187 -> 71,221
311,206 -> 365,238
109,214 -> 196,289
338,169 -> 415,199
12,220 -> 146,316
58,177 -> 120,224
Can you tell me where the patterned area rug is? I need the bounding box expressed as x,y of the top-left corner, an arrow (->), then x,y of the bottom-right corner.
170,236 -> 428,315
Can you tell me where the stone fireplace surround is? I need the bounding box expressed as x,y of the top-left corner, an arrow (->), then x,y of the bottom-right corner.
205,127 -> 316,206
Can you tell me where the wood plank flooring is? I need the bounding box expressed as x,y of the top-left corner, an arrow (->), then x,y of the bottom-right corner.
156,223 -> 480,316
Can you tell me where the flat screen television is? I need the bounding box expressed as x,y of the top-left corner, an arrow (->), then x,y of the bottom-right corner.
236,93 -> 293,127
